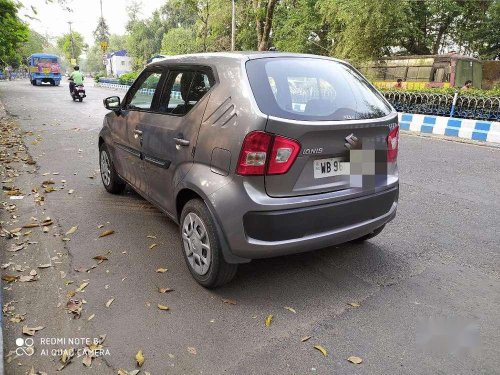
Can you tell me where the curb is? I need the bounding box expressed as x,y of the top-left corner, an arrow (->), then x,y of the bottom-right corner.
398,113 -> 500,144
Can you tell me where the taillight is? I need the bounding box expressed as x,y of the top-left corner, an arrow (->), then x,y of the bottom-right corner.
236,131 -> 300,176
236,131 -> 272,175
387,125 -> 399,162
267,135 -> 301,175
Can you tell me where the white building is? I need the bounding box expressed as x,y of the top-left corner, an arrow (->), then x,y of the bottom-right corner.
105,50 -> 132,77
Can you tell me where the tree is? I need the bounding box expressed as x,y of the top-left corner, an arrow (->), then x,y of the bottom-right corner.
0,0 -> 29,66
109,34 -> 128,51
93,16 -> 110,47
161,28 -> 198,55
317,0 -> 408,62
19,29 -> 51,62
253,0 -> 279,51
56,32 -> 87,63
126,10 -> 166,69
272,0 -> 326,54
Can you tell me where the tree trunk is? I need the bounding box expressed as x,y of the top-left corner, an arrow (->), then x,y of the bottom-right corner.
253,0 -> 278,51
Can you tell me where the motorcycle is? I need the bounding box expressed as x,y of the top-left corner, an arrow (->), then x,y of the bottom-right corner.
69,78 -> 86,102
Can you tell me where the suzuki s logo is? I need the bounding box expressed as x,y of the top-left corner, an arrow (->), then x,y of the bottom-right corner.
303,148 -> 323,155
344,133 -> 361,150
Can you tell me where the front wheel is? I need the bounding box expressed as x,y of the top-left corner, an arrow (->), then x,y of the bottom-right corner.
99,143 -> 126,194
180,199 -> 237,288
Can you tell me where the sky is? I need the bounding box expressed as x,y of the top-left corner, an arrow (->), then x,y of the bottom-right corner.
20,0 -> 166,46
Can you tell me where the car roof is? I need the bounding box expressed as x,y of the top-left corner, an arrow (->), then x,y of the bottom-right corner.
147,51 -> 346,67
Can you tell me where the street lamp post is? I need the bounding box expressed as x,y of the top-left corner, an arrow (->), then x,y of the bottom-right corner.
231,0 -> 236,51
68,21 -> 76,64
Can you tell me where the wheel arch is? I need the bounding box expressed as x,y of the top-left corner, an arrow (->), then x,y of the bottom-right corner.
175,185 -> 250,264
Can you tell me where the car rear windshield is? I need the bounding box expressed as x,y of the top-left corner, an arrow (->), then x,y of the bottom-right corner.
245,57 -> 392,121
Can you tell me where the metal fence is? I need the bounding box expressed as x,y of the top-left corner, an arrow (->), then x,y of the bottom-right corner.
383,91 -> 500,121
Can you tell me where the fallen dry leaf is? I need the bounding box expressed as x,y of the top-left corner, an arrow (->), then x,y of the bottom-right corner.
93,255 -> 108,264
38,264 -> 52,269
2,274 -> 18,283
135,350 -> 145,367
146,235 -> 156,239
23,325 -> 44,336
149,243 -> 157,249
65,226 -> 77,236
265,314 -> 274,327
314,345 -> 328,357
301,336 -> 312,342
105,297 -> 115,307
222,298 -> 237,305
158,288 -> 174,294
348,302 -> 360,308
66,298 -> 82,318
348,356 -> 363,364
76,282 -> 89,292
22,223 -> 39,229
284,306 -> 297,313
157,304 -> 170,311
87,314 -> 95,321
98,229 -> 114,238
29,269 -> 37,276
156,268 -> 168,273
7,243 -> 25,252
187,347 -> 197,355
68,189 -> 74,194
19,275 -> 36,282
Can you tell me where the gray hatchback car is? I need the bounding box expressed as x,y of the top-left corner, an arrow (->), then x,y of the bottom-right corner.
99,52 -> 399,288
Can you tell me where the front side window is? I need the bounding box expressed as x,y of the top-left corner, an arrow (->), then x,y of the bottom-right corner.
246,58 -> 392,121
158,71 -> 213,115
128,72 -> 162,110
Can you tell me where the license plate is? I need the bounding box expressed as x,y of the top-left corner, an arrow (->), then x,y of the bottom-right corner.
313,157 -> 350,178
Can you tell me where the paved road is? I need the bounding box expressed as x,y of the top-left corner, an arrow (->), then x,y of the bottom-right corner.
1,79 -> 499,375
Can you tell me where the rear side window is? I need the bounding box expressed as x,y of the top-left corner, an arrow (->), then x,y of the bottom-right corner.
246,58 -> 392,121
158,71 -> 213,115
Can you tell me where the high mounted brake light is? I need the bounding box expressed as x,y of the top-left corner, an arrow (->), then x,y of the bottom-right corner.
236,131 -> 301,176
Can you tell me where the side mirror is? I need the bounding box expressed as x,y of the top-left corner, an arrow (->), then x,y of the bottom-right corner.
103,96 -> 121,112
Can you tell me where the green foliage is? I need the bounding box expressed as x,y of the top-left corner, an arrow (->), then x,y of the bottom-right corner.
126,10 -> 166,70
272,0 -> 325,54
118,71 -> 140,85
93,71 -> 107,83
56,32 -> 88,62
19,29 -> 51,63
94,17 -> 110,45
0,0 -> 29,66
161,28 -> 199,55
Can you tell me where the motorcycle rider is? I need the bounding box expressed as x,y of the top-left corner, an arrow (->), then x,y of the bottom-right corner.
68,65 -> 84,94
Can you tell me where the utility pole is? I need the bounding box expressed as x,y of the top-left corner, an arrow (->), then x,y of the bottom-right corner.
231,0 -> 236,51
68,21 -> 76,64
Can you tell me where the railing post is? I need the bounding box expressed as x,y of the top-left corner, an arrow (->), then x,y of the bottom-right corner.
450,92 -> 459,118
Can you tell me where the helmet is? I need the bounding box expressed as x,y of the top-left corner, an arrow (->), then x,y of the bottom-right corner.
74,66 -> 80,70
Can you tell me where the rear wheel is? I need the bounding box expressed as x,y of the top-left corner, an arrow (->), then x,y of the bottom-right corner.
180,199 -> 237,288
99,143 -> 126,194
78,98 -> 83,102
353,224 -> 386,242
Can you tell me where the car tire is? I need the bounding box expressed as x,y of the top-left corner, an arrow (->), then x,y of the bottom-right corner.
352,224 -> 386,242
180,199 -> 238,288
99,143 -> 126,194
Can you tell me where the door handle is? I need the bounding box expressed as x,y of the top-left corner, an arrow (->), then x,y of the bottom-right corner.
173,137 -> 190,146
133,129 -> 143,138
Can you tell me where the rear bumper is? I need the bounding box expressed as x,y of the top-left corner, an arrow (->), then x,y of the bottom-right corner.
212,183 -> 399,260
